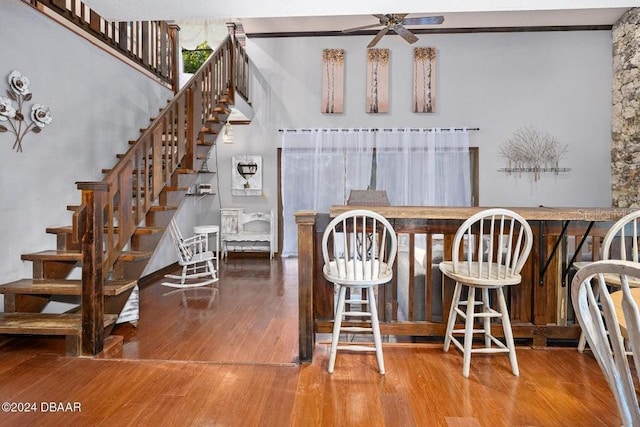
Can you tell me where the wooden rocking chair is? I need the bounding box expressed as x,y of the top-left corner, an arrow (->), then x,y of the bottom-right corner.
163,219 -> 219,288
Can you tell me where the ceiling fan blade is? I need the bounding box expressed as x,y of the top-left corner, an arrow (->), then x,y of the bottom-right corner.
402,16 -> 445,26
367,27 -> 389,48
343,23 -> 383,33
394,25 -> 419,44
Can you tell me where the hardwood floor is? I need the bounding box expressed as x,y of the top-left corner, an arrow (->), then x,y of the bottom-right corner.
117,258 -> 298,364
0,257 -> 623,426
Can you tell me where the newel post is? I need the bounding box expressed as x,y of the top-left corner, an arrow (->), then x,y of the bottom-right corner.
168,23 -> 181,94
296,211 -> 317,362
76,182 -> 108,356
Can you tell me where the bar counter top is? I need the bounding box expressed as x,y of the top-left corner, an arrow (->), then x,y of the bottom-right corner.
329,205 -> 634,222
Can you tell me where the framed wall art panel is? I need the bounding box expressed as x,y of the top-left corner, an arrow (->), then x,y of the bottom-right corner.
413,47 -> 436,113
366,48 -> 390,114
321,49 -> 345,114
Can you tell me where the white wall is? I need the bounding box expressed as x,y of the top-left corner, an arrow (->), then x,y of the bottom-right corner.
215,30 -> 612,228
0,0 -> 172,285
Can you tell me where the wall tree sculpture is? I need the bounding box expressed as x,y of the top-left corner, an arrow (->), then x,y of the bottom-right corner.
499,126 -> 570,181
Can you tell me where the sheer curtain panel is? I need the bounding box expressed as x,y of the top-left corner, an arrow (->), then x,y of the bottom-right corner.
375,128 -> 471,206
281,128 -> 471,256
281,129 -> 374,256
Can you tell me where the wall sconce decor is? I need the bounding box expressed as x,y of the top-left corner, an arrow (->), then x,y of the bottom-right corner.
498,126 -> 570,181
0,70 -> 52,152
221,120 -> 234,144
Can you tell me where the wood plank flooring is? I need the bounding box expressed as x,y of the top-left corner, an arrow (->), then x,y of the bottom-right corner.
0,257 -> 623,425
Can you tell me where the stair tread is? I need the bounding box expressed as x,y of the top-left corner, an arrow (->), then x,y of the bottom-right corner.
0,313 -> 118,336
0,279 -> 137,296
214,106 -> 230,114
21,250 -> 152,262
149,205 -> 177,212
117,250 -> 153,261
175,168 -> 197,174
199,127 -> 218,135
21,250 -> 83,262
46,226 -> 164,235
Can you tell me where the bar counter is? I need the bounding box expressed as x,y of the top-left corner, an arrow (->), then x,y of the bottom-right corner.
296,206 -> 634,362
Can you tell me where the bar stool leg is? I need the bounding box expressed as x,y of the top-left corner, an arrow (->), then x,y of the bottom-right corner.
444,282 -> 462,352
328,285 -> 347,374
482,288 -> 492,348
367,285 -> 385,375
497,287 -> 519,376
462,285 -> 476,378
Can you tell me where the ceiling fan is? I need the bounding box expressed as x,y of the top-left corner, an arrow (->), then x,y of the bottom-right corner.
343,14 -> 445,48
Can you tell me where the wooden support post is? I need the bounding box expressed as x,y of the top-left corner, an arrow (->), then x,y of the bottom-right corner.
78,183 -> 108,356
168,24 -> 181,94
296,211 -> 317,363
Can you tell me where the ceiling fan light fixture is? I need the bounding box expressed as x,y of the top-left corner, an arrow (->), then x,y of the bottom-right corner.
344,13 -> 444,48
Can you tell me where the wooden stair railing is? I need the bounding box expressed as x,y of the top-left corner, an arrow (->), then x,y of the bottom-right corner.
75,34 -> 244,355
23,0 -> 180,91
0,28 -> 250,356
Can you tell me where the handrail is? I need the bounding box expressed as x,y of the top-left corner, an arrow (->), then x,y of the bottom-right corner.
75,33 -> 248,355
23,0 -> 179,91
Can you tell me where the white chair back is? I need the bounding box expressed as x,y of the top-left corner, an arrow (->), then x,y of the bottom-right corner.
452,208 -> 533,280
602,210 -> 640,262
322,209 -> 398,285
572,260 -> 640,426
168,218 -> 192,265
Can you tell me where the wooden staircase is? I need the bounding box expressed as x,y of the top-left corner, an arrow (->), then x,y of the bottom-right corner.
0,27 -> 249,356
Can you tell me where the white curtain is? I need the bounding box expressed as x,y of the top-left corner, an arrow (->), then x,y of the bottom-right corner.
175,20 -> 229,88
281,128 -> 471,256
176,20 -> 229,50
281,129 -> 375,256
375,128 -> 471,206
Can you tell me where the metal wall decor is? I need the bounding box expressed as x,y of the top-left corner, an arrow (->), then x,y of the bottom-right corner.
498,126 -> 570,181
0,70 -> 52,152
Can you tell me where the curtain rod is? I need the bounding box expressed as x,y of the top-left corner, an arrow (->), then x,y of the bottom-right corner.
279,127 -> 480,132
